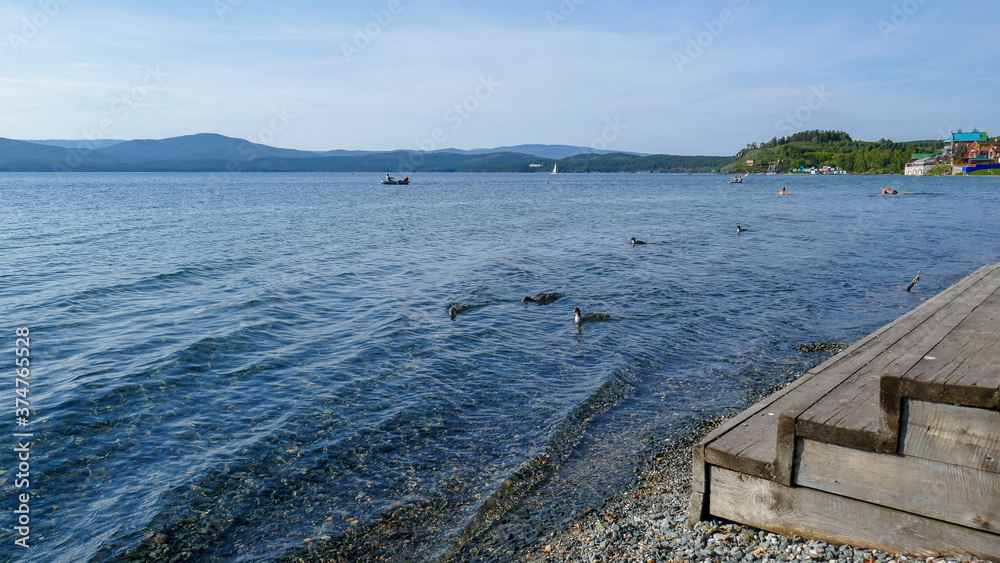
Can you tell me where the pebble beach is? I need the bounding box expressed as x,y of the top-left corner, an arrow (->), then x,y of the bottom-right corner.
514,414 -> 996,563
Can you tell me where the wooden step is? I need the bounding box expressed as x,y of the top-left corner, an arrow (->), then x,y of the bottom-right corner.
797,263 -> 1000,454
691,263 -> 1000,560
708,465 -> 1000,560
901,398 -> 1000,473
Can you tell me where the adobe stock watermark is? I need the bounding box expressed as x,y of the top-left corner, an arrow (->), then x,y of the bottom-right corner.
341,0 -> 403,63
546,0 -> 585,30
878,0 -> 930,41
401,75 -> 500,170
213,0 -> 244,20
774,85 -> 833,136
589,117 -> 627,151
212,106 -> 296,180
7,0 -> 71,53
673,0 -> 750,73
936,125 -> 962,141
53,65 -> 168,173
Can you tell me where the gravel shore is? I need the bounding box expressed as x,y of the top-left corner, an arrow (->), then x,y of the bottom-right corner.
513,416 -> 995,563
289,357 -> 996,563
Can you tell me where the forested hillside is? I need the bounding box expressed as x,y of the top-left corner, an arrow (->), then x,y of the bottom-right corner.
726,130 -> 942,174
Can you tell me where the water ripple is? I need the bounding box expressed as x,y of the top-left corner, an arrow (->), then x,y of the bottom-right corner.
0,173 -> 997,562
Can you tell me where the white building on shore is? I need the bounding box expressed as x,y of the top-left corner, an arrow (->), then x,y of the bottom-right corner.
904,157 -> 939,176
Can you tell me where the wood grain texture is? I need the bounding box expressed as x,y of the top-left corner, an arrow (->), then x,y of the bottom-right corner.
693,263 -> 1000,557
688,444 -> 709,526
797,264 -> 1000,452
708,466 -> 1000,559
795,438 -> 1000,534
902,289 -> 1000,408
901,399 -> 1000,473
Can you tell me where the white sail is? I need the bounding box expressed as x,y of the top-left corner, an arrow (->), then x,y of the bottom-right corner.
551,163 -> 558,174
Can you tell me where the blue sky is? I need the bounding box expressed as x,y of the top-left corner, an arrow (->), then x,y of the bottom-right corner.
2,0 -> 998,155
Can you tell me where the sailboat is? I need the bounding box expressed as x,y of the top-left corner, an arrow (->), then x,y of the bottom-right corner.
551,163 -> 558,174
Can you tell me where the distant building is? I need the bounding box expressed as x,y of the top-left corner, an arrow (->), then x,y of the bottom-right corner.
968,141 -> 1000,164
944,129 -> 988,164
905,157 -> 939,176
746,159 -> 755,167
956,139 -> 1000,173
814,165 -> 847,175
904,129 -> 993,174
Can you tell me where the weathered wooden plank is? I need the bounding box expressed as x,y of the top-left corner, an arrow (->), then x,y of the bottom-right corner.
693,370 -> 831,520
807,264 -> 997,377
688,443 -> 709,526
881,271 -> 1000,423
703,413 -> 779,480
705,264 -> 1000,481
696,370 -> 812,454
901,292 -> 1000,408
795,438 -> 1000,534
901,399 -> 1000,473
698,367 -> 833,482
707,465 -> 1000,560
800,265 -> 1000,452
704,379 -> 825,485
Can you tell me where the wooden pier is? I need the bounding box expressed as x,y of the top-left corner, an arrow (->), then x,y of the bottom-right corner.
690,263 -> 1000,559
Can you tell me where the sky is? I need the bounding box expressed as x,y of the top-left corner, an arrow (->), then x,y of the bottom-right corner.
2,0 -> 999,156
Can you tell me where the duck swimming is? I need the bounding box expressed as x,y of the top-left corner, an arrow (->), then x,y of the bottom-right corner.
631,237 -> 647,246
522,292 -> 560,305
574,307 -> 610,325
448,303 -> 469,320
736,225 -> 743,234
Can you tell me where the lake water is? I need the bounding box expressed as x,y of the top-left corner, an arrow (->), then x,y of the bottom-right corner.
1,172 -> 998,562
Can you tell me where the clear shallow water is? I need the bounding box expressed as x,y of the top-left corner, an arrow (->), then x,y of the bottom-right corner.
1,172 -> 998,562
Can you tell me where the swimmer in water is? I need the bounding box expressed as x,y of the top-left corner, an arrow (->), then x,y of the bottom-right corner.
881,186 -> 899,195
778,187 -> 788,195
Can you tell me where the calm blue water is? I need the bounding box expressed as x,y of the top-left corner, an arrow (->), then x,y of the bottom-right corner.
1,172 -> 998,562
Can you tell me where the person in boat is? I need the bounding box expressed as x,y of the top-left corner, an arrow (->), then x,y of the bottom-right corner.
386,173 -> 393,182
402,176 -> 409,182
881,186 -> 899,195
778,187 -> 788,195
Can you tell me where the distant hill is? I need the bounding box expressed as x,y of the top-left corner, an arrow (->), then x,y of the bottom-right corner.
433,144 -> 648,160
0,138 -> 126,171
26,139 -> 126,149
20,139 -> 642,160
1,138 -> 71,161
0,134 -> 724,173
94,133 -> 316,161
309,149 -> 380,157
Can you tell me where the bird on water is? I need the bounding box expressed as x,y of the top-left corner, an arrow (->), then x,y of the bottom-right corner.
449,303 -> 469,320
522,292 -> 560,305
574,307 -> 610,325
631,237 -> 647,246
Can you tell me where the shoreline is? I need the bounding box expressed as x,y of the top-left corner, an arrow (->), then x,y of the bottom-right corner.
439,338 -> 996,563
509,408 -> 996,563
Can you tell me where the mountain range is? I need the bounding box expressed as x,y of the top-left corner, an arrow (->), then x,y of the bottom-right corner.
1,133 -> 730,173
